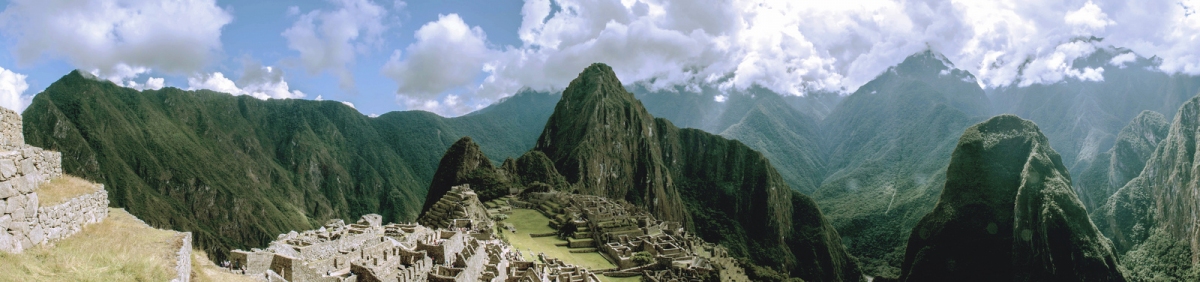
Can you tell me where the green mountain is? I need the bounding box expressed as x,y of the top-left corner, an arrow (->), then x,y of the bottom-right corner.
987,47 -> 1200,181
19,71 -> 558,260
429,63 -> 864,281
1093,94 -> 1200,280
896,115 -> 1125,281
813,51 -> 992,275
1074,110 -> 1168,210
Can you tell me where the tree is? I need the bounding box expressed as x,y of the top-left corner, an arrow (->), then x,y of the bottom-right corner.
633,251 -> 653,266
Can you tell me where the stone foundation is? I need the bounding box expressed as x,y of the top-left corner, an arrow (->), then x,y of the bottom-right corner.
0,106 -> 107,253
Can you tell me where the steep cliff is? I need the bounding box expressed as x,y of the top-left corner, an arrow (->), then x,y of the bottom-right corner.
1094,94 -> 1200,279
899,115 -> 1125,281
1075,110 -> 1169,210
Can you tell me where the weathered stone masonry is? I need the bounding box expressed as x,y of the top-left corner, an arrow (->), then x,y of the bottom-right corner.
0,107 -> 109,253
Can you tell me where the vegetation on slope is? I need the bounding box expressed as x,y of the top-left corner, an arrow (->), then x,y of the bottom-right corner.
472,63 -> 860,280
813,51 -> 991,276
1073,110 -> 1168,210
1093,92 -> 1200,278
899,115 -> 1125,281
21,71 -> 558,260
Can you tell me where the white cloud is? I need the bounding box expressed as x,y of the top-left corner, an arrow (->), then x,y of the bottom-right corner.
1065,1 -> 1115,35
382,14 -> 492,100
125,76 -> 165,91
283,0 -> 389,91
713,95 -> 727,103
387,0 -> 1200,116
0,67 -> 31,112
0,0 -> 232,82
1109,52 -> 1137,67
188,72 -> 241,95
237,61 -> 306,99
341,101 -> 355,108
187,61 -> 305,100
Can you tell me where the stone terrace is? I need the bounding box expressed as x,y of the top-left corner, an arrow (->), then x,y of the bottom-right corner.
0,107 -> 110,254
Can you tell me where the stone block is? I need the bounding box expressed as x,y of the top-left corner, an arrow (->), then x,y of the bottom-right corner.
10,220 -> 27,234
0,232 -> 10,252
18,233 -> 31,250
0,158 -> 14,179
25,193 -> 36,217
10,208 -> 23,222
29,225 -> 43,245
18,158 -> 33,177
0,214 -> 9,231
0,182 -> 14,199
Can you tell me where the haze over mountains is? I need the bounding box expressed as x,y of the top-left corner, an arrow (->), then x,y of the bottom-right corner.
15,45 -> 1200,280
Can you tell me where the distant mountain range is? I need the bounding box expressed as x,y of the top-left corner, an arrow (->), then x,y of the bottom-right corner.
18,45 -> 1200,279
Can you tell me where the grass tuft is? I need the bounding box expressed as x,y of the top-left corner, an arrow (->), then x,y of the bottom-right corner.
0,208 -> 177,282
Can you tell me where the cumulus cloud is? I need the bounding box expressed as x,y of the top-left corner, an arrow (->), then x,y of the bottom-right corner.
383,14 -> 493,100
283,0 -> 389,91
187,61 -> 305,100
0,0 -> 232,82
125,76 -> 165,91
0,67 -> 31,112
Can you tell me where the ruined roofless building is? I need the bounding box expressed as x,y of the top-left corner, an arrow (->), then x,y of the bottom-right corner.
229,184 -> 603,282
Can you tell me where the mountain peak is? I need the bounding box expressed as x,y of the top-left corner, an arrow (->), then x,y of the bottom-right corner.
560,63 -> 636,105
899,114 -> 1125,281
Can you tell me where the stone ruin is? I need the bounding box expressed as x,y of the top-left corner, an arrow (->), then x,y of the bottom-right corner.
516,191 -> 750,282
229,184 -> 602,282
0,107 -> 110,253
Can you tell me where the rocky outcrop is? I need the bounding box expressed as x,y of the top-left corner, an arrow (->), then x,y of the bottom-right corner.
1094,94 -> 1200,260
1075,110 -> 1169,210
898,115 -> 1125,281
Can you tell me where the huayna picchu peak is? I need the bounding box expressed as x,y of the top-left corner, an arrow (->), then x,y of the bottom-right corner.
427,63 -> 864,281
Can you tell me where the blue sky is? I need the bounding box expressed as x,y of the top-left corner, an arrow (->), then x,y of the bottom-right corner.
0,0 -> 1198,117
0,0 -> 528,117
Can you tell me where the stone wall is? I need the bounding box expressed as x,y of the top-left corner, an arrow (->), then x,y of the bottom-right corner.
35,188 -> 108,244
0,146 -> 67,253
171,232 -> 193,282
0,107 -> 24,151
0,106 -> 104,254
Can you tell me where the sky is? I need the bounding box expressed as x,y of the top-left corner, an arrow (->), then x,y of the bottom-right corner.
0,0 -> 1197,117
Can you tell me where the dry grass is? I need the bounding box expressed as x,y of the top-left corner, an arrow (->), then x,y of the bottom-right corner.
190,249 -> 255,282
0,208 -> 177,282
36,175 -> 101,206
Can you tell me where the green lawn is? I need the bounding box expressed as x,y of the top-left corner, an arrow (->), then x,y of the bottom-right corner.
502,209 -> 617,271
